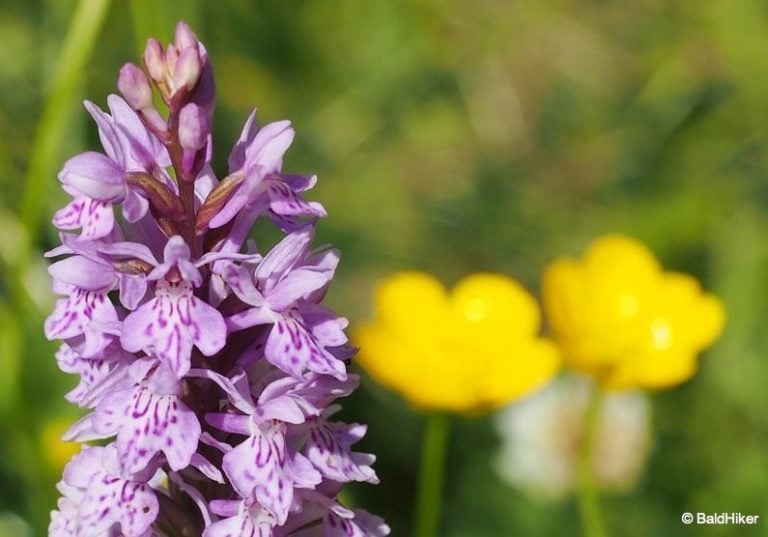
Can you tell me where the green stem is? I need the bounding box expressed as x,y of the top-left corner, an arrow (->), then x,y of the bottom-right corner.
413,413 -> 451,537
577,387 -> 608,537
19,0 -> 112,243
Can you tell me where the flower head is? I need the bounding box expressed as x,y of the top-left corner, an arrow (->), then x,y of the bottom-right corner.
542,234 -> 725,389
355,271 -> 561,413
46,21 -> 386,536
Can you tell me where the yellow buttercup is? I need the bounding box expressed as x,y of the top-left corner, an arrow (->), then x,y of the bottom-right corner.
355,271 -> 560,413
542,234 -> 725,390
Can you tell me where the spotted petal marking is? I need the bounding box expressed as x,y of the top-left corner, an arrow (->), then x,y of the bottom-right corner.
264,179 -> 326,219
305,421 -> 378,484
53,196 -> 115,240
78,470 -> 158,537
121,279 -> 226,378
93,384 -> 201,475
265,315 -> 347,380
222,421 -> 320,525
45,288 -> 118,353
66,358 -> 131,410
60,446 -> 159,537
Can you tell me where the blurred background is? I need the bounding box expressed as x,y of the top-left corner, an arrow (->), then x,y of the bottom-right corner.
1,0 -> 768,535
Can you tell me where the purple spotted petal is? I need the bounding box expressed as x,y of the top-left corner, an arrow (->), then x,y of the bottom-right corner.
305,420 -> 378,484
58,446 -> 159,537
80,465 -> 159,535
222,421 -> 319,525
61,346 -> 132,409
45,289 -> 118,347
93,384 -> 201,475
55,344 -> 81,374
53,196 -> 115,240
48,493 -> 79,537
263,178 -> 326,220
265,316 -> 347,380
121,279 -> 226,378
280,173 -> 317,193
300,304 -> 349,348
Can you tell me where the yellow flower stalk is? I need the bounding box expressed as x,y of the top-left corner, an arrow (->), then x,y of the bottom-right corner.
543,234 -> 725,390
355,271 -> 561,413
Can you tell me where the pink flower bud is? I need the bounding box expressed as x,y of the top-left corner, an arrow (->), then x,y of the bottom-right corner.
178,103 -> 208,150
143,38 -> 166,82
173,48 -> 202,92
165,44 -> 179,73
174,21 -> 199,51
117,64 -> 153,110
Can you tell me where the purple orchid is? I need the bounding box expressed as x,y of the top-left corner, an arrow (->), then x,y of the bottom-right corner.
50,446 -> 160,537
46,21 -> 387,537
223,227 -> 350,380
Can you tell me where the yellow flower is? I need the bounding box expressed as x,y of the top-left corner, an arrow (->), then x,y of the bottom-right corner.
355,271 -> 561,413
543,234 -> 725,390
41,417 -> 81,471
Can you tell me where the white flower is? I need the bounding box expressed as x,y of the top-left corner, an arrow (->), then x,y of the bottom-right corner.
494,375 -> 651,500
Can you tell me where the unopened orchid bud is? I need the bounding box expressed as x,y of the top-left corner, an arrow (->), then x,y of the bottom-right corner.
165,44 -> 179,73
143,38 -> 166,82
174,21 -> 199,51
173,48 -> 202,92
117,64 -> 153,110
178,103 -> 208,151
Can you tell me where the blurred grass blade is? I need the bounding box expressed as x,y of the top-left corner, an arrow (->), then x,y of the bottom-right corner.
0,301 -> 22,417
19,0 -> 112,243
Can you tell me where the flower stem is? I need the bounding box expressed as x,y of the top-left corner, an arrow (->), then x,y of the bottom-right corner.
413,413 -> 451,537
577,387 -> 608,537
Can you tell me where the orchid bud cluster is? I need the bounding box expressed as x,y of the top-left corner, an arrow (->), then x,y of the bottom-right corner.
45,21 -> 388,537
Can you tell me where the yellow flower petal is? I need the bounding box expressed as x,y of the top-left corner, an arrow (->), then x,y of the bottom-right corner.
451,273 -> 540,337
542,234 -> 725,390
374,271 -> 448,336
355,271 -> 560,413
